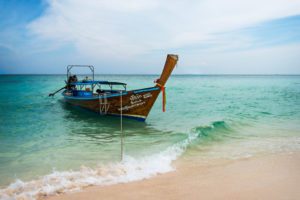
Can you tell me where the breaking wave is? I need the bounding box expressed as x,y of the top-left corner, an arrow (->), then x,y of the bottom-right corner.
0,123 -> 203,200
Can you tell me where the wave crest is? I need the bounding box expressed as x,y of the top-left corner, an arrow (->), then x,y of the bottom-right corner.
192,120 -> 232,138
0,126 -> 200,200
0,121 -> 231,200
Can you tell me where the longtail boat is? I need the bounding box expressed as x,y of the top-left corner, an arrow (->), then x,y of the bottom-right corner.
49,54 -> 178,121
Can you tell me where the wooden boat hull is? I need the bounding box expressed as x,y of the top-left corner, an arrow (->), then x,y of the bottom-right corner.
63,87 -> 161,121
61,54 -> 178,121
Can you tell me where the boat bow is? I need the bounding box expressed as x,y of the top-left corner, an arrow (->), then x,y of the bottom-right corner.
156,54 -> 178,87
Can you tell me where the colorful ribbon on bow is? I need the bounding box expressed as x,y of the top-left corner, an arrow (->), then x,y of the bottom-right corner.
156,83 -> 166,112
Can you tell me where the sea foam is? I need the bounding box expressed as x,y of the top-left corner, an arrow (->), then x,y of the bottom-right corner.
0,131 -> 198,200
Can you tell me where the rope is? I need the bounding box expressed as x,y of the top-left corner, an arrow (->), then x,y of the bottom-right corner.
120,90 -> 124,161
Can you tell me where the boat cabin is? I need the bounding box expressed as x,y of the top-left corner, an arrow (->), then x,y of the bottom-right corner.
68,81 -> 127,97
65,65 -> 127,98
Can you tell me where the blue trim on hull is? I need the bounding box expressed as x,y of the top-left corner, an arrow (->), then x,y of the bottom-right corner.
62,86 -> 159,100
133,87 -> 159,94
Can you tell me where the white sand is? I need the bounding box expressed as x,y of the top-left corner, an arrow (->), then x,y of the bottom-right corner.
44,152 -> 300,200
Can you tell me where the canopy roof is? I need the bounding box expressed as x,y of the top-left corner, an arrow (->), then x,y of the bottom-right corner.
70,80 -> 127,86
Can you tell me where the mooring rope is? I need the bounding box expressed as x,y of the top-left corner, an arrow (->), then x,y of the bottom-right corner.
120,90 -> 124,161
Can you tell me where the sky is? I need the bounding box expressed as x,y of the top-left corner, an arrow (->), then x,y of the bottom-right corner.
0,0 -> 300,74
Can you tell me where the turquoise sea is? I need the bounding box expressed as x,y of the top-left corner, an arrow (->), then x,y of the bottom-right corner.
0,75 -> 300,199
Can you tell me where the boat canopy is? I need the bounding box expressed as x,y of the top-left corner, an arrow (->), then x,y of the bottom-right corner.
71,80 -> 127,86
66,65 -> 127,89
70,80 -> 127,91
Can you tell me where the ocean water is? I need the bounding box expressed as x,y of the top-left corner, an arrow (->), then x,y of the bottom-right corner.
0,75 -> 300,199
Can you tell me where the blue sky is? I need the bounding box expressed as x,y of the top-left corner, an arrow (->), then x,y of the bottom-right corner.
0,0 -> 300,74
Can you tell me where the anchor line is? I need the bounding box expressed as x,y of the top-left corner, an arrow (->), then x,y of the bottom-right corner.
120,90 -> 124,161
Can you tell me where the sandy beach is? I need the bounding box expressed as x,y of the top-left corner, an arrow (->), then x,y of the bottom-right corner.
45,152 -> 300,200
1,1 -> 300,199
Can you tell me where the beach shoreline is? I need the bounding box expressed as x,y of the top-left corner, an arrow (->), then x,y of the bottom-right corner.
44,151 -> 300,200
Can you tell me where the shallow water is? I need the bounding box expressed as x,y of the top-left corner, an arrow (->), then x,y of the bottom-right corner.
0,75 -> 300,199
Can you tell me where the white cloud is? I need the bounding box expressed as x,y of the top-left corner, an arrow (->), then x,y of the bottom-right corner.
28,0 -> 300,61
177,43 -> 300,74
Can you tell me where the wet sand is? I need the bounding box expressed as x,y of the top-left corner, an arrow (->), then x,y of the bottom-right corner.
45,152 -> 300,200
